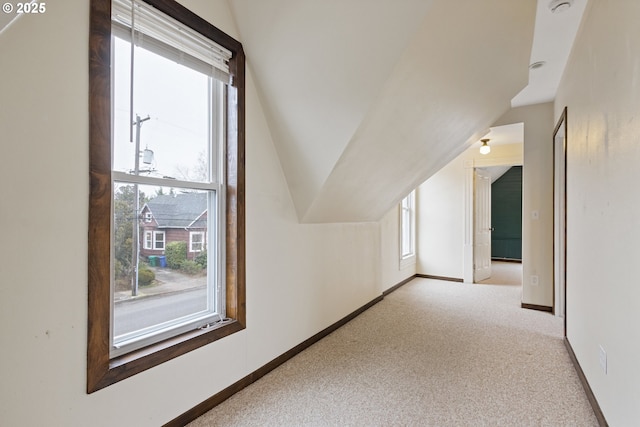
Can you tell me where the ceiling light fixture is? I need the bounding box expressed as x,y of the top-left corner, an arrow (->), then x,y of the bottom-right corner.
549,0 -> 573,14
480,139 -> 491,155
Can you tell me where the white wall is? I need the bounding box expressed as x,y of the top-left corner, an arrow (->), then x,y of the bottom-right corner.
555,1 -> 640,424
493,103 -> 554,307
416,154 -> 465,279
417,142 -> 524,280
380,203 -> 417,292
0,1 -> 398,425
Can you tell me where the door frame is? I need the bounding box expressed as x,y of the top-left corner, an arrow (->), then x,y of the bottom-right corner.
463,153 -> 523,283
553,106 -> 568,335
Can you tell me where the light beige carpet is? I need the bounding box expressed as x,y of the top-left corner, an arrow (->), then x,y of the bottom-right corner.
477,261 -> 523,286
188,277 -> 598,426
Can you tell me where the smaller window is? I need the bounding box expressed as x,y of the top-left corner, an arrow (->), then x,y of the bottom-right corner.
144,212 -> 152,222
154,231 -> 165,250
400,190 -> 416,266
189,231 -> 205,252
144,230 -> 153,250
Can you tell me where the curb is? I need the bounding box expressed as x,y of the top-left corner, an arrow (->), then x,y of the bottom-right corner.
114,285 -> 206,304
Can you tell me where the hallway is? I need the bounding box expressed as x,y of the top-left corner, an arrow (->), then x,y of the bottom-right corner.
189,276 -> 596,426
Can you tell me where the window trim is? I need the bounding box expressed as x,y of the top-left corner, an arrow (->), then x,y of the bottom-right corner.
143,230 -> 153,249
88,0 -> 245,393
399,190 -> 416,268
153,230 -> 165,250
189,231 -> 206,252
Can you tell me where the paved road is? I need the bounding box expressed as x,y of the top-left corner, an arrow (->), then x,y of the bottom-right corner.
113,286 -> 207,337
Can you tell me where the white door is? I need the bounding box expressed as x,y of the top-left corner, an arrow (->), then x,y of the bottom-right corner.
474,168 -> 492,282
554,117 -> 567,318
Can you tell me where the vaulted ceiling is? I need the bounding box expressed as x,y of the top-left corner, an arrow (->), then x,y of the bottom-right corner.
230,0 -> 541,222
0,0 -> 583,224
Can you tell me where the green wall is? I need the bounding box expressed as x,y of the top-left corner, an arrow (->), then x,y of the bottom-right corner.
492,166 -> 522,260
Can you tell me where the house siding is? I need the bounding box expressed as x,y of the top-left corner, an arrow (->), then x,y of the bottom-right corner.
140,201 -> 208,262
140,227 -> 206,261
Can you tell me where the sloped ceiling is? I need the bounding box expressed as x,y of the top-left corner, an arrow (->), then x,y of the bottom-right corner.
229,0 -> 536,223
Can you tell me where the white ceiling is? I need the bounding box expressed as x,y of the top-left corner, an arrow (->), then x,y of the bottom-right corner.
481,123 -> 525,147
231,0 -> 555,222
475,0 -> 587,150
0,0 -> 587,223
511,0 -> 588,107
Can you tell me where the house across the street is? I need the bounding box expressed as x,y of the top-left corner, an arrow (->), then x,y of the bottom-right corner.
140,192 -> 208,261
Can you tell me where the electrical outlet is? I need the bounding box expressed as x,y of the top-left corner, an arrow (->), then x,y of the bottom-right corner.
599,345 -> 607,374
530,275 -> 539,286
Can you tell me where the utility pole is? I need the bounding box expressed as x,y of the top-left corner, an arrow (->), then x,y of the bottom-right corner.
131,114 -> 151,296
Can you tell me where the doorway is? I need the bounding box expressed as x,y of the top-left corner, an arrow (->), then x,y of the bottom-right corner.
553,108 -> 567,325
491,166 -> 523,261
463,123 -> 524,284
473,166 -> 523,283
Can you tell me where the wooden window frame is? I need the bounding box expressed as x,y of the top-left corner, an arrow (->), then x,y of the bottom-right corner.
88,0 -> 245,393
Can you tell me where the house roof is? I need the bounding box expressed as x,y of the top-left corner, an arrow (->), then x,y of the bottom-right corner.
144,193 -> 207,228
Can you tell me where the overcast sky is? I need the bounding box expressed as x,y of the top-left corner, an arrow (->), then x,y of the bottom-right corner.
113,36 -> 213,183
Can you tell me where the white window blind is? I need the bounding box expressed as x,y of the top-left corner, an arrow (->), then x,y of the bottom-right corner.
112,0 -> 232,82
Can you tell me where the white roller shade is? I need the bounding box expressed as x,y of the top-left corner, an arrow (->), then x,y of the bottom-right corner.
112,0 -> 232,82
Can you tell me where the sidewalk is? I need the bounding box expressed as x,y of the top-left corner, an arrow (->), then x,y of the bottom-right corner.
114,266 -> 205,302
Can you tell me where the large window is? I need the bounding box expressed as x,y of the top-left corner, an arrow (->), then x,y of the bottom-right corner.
88,0 -> 245,393
400,190 -> 416,266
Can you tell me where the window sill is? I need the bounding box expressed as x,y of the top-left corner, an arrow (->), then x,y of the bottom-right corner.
399,254 -> 416,270
89,319 -> 245,393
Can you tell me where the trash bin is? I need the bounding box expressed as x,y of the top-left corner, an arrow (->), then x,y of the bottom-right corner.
148,255 -> 157,267
158,256 -> 167,268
